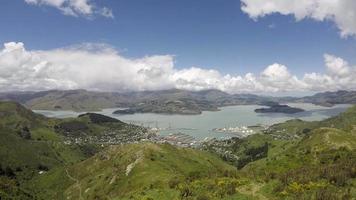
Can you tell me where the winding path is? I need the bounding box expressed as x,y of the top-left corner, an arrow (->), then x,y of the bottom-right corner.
237,183 -> 268,200
65,168 -> 83,200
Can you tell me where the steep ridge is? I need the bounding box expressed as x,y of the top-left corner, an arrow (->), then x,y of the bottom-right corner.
0,101 -> 147,199
30,143 -> 253,200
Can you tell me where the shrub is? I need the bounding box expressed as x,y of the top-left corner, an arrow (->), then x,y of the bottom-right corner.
168,177 -> 181,189
0,164 -> 4,176
187,171 -> 202,182
4,167 -> 15,178
196,194 -> 210,200
236,143 -> 269,169
315,188 -> 338,200
37,164 -> 49,171
179,184 -> 193,199
18,126 -> 31,140
216,178 -> 238,197
55,121 -> 88,135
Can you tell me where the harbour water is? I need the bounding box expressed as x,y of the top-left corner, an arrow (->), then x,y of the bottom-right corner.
34,103 -> 352,139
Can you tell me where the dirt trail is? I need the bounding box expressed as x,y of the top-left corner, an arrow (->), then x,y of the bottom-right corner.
65,168 -> 83,200
237,183 -> 269,200
125,150 -> 143,176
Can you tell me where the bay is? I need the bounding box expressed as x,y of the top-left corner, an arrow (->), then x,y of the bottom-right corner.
33,103 -> 352,140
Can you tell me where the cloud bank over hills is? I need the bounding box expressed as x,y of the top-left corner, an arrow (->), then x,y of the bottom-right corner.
241,0 -> 356,38
0,42 -> 355,94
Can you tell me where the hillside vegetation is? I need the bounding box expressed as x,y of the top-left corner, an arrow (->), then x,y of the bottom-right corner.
0,101 -> 147,199
1,101 -> 356,199
205,105 -> 356,199
29,143 -> 260,200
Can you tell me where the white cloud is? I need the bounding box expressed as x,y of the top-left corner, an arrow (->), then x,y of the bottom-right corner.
24,0 -> 113,18
260,63 -> 307,92
241,0 -> 356,37
99,7 -> 114,18
1,42 -> 356,93
303,55 -> 356,91
324,54 -> 350,77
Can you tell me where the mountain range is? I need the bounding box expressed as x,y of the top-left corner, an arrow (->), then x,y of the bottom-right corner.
1,89 -> 355,114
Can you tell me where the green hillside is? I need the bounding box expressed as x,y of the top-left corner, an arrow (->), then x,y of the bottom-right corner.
204,105 -> 356,199
29,143 -> 258,200
0,101 -> 148,199
239,128 -> 356,199
266,104 -> 356,137
1,101 -> 356,199
0,101 -> 84,199
0,101 -> 84,167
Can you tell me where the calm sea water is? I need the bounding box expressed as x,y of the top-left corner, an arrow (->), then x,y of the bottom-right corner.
33,103 -> 352,140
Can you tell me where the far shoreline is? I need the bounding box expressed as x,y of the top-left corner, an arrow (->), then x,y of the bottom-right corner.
31,102 -> 341,116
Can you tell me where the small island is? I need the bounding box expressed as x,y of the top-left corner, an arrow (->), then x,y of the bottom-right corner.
113,108 -> 137,115
255,102 -> 304,114
313,101 -> 335,107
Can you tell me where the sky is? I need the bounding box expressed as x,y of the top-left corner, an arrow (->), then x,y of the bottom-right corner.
0,0 -> 356,95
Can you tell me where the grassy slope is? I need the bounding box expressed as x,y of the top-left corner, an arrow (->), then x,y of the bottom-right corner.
201,105 -> 356,199
31,143 -> 259,200
0,102 -> 85,167
0,102 -> 90,199
266,105 -> 356,137
239,107 -> 356,199
39,105 -> 356,199
2,101 -> 356,200
0,101 -> 145,199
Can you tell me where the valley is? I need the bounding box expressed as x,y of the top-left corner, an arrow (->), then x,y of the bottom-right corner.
3,2 -> 356,199
0,99 -> 355,199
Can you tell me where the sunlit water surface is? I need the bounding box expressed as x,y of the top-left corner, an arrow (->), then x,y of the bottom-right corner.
34,103 -> 352,139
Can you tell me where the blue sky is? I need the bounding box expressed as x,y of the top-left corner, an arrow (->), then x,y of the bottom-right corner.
0,0 -> 355,94
0,0 -> 354,75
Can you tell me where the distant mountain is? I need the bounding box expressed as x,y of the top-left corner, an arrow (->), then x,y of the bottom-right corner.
0,89 -> 130,111
1,89 -> 356,114
297,90 -> 356,106
0,89 -> 271,113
